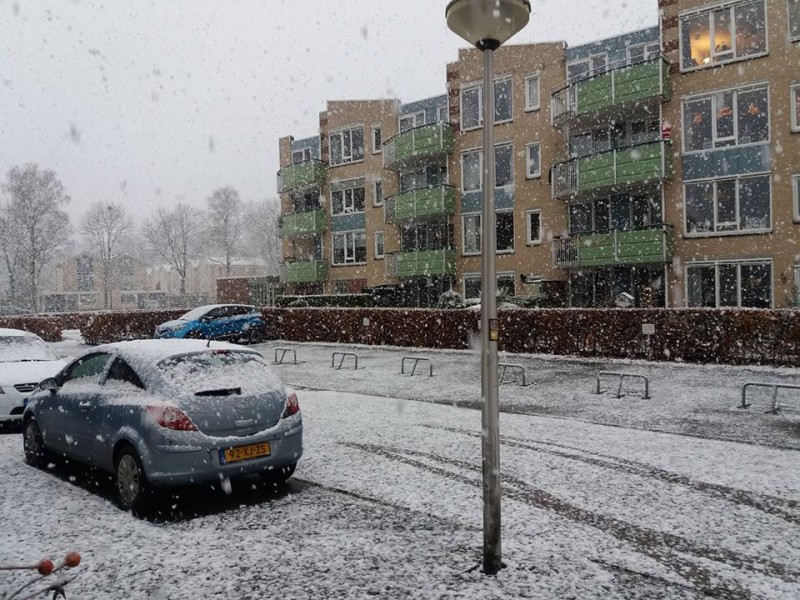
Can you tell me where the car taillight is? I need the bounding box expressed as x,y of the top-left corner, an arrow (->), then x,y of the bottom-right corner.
281,392 -> 299,419
147,405 -> 198,431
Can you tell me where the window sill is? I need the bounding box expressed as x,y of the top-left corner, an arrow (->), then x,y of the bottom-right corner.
524,106 -> 541,113
372,150 -> 382,155
372,203 -> 384,208
330,158 -> 365,168
680,51 -> 769,74
525,174 -> 542,180
331,262 -> 367,267
683,228 -> 772,238
681,140 -> 769,156
331,211 -> 366,217
527,241 -> 543,246
461,119 -> 513,132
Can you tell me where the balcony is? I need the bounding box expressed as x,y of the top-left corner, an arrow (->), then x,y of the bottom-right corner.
279,210 -> 326,239
551,140 -> 673,199
553,226 -> 673,269
281,260 -> 328,283
277,159 -> 326,194
384,185 -> 456,224
383,122 -> 454,171
386,249 -> 456,278
551,56 -> 670,127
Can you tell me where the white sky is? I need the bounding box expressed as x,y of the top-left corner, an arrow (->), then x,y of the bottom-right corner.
0,0 -> 656,221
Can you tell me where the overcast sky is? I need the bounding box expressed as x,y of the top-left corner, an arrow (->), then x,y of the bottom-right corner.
0,0 -> 656,222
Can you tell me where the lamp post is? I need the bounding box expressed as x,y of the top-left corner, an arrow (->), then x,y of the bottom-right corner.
446,0 -> 530,576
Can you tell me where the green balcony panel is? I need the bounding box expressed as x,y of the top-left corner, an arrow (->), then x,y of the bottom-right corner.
556,227 -> 673,269
280,210 -> 326,238
395,249 -> 455,278
282,260 -> 328,283
392,185 -> 456,223
383,123 -> 454,171
277,160 -> 326,194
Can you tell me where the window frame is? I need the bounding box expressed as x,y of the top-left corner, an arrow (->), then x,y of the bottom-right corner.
526,210 -> 542,245
330,180 -> 366,216
399,111 -> 424,133
793,173 -> 800,222
462,213 -> 481,256
792,84 -> 800,132
683,173 -> 771,236
292,148 -> 312,164
460,144 -> 514,192
374,231 -> 384,259
524,74 -> 540,111
790,0 -> 800,42
685,259 -> 773,308
525,142 -> 541,179
329,125 -> 365,167
371,125 -> 382,154
372,179 -> 383,207
459,76 -> 514,131
462,272 -> 516,299
331,230 -> 367,266
627,42 -> 661,64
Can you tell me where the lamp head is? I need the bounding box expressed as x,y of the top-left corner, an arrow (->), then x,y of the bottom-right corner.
446,0 -> 531,50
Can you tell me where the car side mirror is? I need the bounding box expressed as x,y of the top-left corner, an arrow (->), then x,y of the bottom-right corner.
40,377 -> 60,394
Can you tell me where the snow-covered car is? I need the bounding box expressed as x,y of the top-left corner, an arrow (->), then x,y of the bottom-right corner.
0,328 -> 66,424
153,304 -> 267,344
22,339 -> 302,511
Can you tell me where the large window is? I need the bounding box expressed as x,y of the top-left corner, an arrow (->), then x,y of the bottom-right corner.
569,195 -> 661,235
331,180 -> 365,215
683,85 -> 768,152
292,148 -> 311,163
685,174 -> 770,234
680,0 -> 767,71
460,76 -> 513,130
463,273 -> 516,299
329,126 -> 364,166
332,231 -> 367,265
791,0 -> 800,41
792,84 -> 800,132
400,165 -> 447,193
461,212 -> 514,254
567,53 -> 607,82
400,221 -> 451,253
524,75 -> 540,111
460,144 -> 513,191
627,42 -> 660,64
399,111 -> 424,133
687,260 -> 772,308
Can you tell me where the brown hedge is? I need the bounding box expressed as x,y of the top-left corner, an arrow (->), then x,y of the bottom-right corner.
80,310 -> 187,345
0,316 -> 63,342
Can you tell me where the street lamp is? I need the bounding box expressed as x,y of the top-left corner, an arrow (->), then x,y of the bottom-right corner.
446,0 -> 530,576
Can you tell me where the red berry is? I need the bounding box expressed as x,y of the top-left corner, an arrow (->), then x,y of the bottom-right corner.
37,559 -> 54,576
64,552 -> 81,568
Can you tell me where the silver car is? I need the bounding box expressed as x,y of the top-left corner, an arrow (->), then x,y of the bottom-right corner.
22,339 -> 302,511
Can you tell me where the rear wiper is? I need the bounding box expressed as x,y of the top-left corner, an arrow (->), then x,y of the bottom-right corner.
194,387 -> 241,397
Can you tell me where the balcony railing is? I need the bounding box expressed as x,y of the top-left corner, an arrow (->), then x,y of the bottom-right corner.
277,159 -> 327,194
551,55 -> 670,127
385,249 -> 455,278
551,140 -> 673,199
383,122 -> 454,171
279,210 -> 326,238
553,225 -> 673,269
384,185 -> 456,224
280,259 -> 328,283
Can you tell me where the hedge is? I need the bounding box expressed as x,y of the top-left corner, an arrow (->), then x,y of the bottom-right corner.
275,294 -> 373,308
0,316 -> 63,342
80,310 -> 187,345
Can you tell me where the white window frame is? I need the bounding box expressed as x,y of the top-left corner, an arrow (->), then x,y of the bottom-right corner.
460,76 -> 514,131
399,111 -> 424,133
567,53 -> 608,82
792,84 -> 800,132
371,125 -> 382,154
496,210 -> 515,254
683,173 -> 771,236
524,74 -> 540,111
685,259 -> 773,308
525,142 -> 541,179
462,213 -> 481,256
795,265 -> 800,305
461,144 -> 513,191
437,105 -> 448,122
526,210 -> 542,245
793,173 -> 800,221
330,180 -> 366,216
331,230 -> 367,266
627,42 -> 661,65
462,272 -> 516,299
374,231 -> 384,259
791,0 -> 800,42
292,148 -> 311,164
372,179 -> 383,207
329,125 -> 364,166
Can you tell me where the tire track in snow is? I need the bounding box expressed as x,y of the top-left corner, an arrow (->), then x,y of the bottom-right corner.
424,424 -> 800,526
343,441 -> 799,599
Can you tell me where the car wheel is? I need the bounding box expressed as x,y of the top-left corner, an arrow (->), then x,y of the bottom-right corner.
247,324 -> 267,345
261,462 -> 296,485
23,418 -> 48,468
114,446 -> 152,512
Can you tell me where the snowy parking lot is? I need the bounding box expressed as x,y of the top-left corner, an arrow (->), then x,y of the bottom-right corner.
0,333 -> 798,599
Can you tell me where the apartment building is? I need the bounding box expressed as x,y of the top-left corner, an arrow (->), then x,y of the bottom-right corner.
277,0 -> 800,309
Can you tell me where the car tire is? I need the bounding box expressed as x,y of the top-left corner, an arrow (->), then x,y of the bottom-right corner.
23,418 -> 48,468
247,324 -> 268,345
114,446 -> 153,512
261,462 -> 296,485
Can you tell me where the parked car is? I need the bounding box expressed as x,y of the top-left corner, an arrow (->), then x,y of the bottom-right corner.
22,339 -> 302,511
154,304 -> 267,343
0,329 -> 66,425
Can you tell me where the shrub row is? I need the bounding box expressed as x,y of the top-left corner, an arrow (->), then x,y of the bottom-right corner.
80,310 -> 187,345
0,316 -> 63,342
275,294 -> 373,308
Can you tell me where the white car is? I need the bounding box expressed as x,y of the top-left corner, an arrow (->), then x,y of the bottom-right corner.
0,328 -> 66,424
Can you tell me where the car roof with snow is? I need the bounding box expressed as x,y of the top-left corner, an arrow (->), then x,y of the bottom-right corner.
0,328 -> 36,337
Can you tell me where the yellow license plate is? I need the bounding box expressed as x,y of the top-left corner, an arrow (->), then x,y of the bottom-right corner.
219,442 -> 271,464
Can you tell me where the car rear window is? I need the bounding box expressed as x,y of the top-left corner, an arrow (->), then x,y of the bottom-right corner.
156,350 -> 280,394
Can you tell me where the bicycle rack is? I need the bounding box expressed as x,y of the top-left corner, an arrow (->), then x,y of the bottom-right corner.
401,356 -> 433,377
331,351 -> 359,370
273,348 -> 297,365
595,372 -> 650,399
498,363 -> 530,386
741,382 -> 800,413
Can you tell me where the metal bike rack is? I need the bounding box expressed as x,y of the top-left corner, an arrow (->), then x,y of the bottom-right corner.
595,372 -> 650,399
741,382 -> 800,413
273,348 -> 297,365
498,363 -> 530,386
331,351 -> 359,370
401,356 -> 433,377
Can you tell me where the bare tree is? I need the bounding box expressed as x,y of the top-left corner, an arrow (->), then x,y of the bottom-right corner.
142,203 -> 204,297
81,202 -> 134,309
2,164 -> 71,311
207,186 -> 243,276
0,201 -> 26,306
242,199 -> 281,276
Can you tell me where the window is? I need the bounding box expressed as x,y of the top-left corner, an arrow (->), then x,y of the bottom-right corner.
329,126 -> 364,166
524,75 -> 540,111
437,105 -> 448,122
462,151 -> 481,192
331,180 -> 365,215
462,273 -> 515,299
461,144 -> 512,191
683,85 -> 769,152
462,212 -> 513,254
371,125 -> 382,154
373,180 -> 383,207
792,84 -> 800,132
495,143 -> 513,187
627,42 -> 661,64
399,111 -> 424,133
791,0 -> 800,41
567,53 -> 607,82
525,143 -> 541,179
105,358 -> 145,390
292,148 -> 311,163
687,260 -> 772,308
76,255 -> 94,292
63,353 -> 112,385
526,210 -> 542,244
400,165 -> 447,193
460,77 -> 513,130
685,174 -> 770,234
400,221 -> 450,253
680,1 -> 767,71
793,174 -> 800,221
374,231 -> 384,259
463,214 -> 481,254
332,231 -> 367,265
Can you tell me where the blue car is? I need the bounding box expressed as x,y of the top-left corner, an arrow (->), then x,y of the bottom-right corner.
154,304 -> 267,344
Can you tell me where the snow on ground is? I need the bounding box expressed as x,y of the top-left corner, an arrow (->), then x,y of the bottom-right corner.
0,332 -> 797,599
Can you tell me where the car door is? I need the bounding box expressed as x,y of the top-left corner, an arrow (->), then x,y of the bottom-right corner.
42,352 -> 112,461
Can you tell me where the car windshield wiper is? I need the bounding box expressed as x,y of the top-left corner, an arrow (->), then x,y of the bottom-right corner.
194,387 -> 241,397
